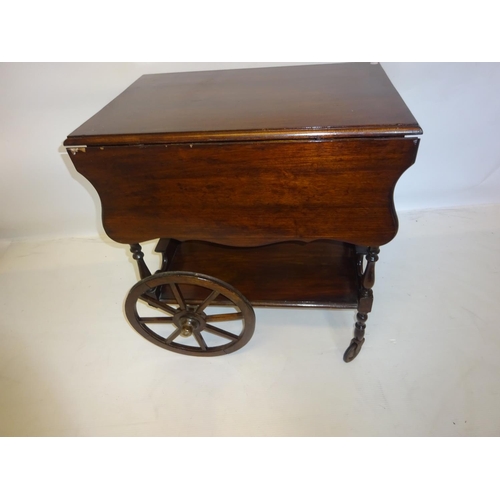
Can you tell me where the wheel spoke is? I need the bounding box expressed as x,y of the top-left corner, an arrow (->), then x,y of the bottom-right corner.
139,317 -> 174,324
205,324 -> 239,341
193,331 -> 208,351
196,290 -> 220,313
139,294 -> 177,315
164,327 -> 182,344
205,312 -> 243,323
169,283 -> 186,310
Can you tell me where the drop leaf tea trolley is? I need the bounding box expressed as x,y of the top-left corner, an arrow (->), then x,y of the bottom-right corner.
65,63 -> 422,362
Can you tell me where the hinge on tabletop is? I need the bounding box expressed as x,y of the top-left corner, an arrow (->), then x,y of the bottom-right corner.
67,146 -> 87,155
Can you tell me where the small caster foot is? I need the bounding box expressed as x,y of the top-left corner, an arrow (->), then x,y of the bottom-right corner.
343,338 -> 365,363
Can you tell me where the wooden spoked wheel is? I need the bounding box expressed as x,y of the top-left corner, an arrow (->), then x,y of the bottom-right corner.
125,272 -> 255,356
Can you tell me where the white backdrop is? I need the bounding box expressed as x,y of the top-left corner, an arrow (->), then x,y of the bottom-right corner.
1,62 -> 499,240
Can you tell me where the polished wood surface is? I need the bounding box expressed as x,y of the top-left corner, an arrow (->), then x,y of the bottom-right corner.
64,63 -> 422,146
159,240 -> 359,308
69,137 -> 419,247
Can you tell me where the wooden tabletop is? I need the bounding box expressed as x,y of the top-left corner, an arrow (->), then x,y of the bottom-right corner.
65,63 -> 422,146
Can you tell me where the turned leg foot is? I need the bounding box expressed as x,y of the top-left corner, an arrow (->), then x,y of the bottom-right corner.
343,312 -> 368,363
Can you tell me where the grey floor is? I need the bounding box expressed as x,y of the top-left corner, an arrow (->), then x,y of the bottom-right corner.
0,204 -> 499,436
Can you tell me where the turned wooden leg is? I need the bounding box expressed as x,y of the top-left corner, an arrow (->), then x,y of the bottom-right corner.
344,247 -> 379,363
130,243 -> 151,280
354,312 -> 368,341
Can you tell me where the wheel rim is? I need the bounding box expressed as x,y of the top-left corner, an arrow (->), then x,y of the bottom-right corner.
125,272 -> 255,356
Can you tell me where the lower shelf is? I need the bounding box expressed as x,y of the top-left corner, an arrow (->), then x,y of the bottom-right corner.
162,240 -> 360,309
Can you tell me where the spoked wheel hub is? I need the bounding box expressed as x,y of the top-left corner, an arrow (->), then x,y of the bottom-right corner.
173,307 -> 206,337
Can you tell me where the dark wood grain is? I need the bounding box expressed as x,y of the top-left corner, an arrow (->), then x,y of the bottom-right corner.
64,63 -> 421,146
158,240 -> 359,308
69,137 -> 419,247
